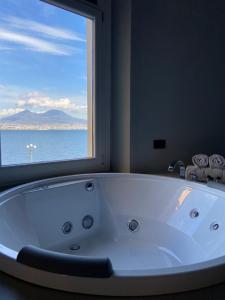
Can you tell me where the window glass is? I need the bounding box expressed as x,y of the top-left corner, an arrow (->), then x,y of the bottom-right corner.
0,0 -> 93,165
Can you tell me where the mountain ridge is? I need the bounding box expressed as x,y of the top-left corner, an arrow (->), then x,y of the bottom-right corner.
0,109 -> 87,130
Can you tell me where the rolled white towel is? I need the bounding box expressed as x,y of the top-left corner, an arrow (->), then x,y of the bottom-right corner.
206,167 -> 223,181
209,154 -> 225,169
192,154 -> 209,168
195,167 -> 208,182
185,165 -> 208,182
185,165 -> 198,181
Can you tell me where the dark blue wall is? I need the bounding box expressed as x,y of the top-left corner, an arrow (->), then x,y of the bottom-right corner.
111,0 -> 225,173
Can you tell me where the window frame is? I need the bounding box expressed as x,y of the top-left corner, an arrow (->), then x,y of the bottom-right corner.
0,0 -> 111,187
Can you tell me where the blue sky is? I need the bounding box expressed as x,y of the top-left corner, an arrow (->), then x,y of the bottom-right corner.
0,0 -> 88,119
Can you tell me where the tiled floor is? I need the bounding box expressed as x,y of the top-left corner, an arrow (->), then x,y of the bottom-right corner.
1,271 -> 225,300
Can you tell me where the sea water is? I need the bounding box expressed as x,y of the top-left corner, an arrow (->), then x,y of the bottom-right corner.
1,130 -> 88,165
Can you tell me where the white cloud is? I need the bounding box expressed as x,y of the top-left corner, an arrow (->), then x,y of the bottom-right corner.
0,86 -> 87,118
0,108 -> 24,117
4,16 -> 86,42
17,92 -> 87,114
0,28 -> 75,55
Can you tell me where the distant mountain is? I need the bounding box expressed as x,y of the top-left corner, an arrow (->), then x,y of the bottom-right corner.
0,109 -> 87,130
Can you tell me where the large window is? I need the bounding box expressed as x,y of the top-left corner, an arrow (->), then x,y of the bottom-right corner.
0,0 -> 94,165
0,0 -> 110,185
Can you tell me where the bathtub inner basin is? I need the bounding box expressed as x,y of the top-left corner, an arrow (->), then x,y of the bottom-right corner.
0,173 -> 225,296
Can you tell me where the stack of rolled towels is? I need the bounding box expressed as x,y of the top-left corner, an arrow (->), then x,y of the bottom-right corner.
185,154 -> 225,183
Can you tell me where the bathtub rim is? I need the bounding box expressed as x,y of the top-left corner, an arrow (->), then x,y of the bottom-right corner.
1,250 -> 225,296
2,244 -> 225,279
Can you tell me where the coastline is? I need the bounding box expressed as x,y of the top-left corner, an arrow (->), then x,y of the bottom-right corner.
0,125 -> 87,130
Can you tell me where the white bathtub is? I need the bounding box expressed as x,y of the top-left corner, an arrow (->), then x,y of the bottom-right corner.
0,173 -> 225,296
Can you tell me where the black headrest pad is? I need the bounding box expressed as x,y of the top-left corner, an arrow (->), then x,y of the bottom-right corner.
17,245 -> 113,278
